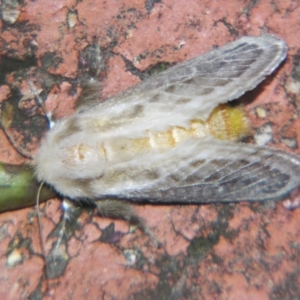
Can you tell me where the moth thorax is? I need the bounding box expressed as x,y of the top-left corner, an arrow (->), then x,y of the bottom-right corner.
35,138 -> 107,188
64,142 -> 107,175
69,143 -> 101,163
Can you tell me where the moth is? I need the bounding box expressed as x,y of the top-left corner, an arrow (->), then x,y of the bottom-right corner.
30,34 -> 300,231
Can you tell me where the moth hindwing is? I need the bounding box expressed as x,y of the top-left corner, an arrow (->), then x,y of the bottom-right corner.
35,35 -> 300,205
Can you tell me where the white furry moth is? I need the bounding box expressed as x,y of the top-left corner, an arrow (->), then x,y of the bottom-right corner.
35,35 -> 300,208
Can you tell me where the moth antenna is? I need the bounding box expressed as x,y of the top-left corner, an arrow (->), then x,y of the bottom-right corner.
36,181 -> 50,291
0,78 -> 52,159
26,79 -> 55,129
0,120 -> 34,159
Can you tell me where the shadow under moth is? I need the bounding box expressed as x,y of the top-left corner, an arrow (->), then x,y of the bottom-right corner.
1,34 -> 300,277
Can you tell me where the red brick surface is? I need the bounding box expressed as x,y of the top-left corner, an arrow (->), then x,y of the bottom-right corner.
0,0 -> 300,299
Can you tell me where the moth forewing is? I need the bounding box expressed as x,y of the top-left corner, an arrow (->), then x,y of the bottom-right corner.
35,35 -> 300,209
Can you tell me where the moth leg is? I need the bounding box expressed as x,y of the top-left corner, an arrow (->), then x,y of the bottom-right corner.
95,200 -> 161,247
75,40 -> 104,112
283,187 -> 300,210
43,199 -> 83,279
74,80 -> 102,112
87,38 -> 102,79
26,79 -> 55,128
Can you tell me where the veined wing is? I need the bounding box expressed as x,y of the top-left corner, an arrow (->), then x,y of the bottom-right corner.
76,35 -> 287,136
96,138 -> 300,203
